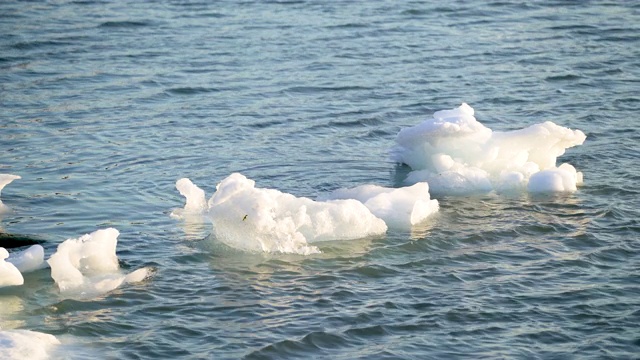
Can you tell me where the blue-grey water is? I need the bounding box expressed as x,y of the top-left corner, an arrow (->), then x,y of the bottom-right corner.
1,0 -> 639,358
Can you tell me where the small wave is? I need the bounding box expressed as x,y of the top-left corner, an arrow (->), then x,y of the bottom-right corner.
328,117 -> 384,128
247,331 -> 349,359
70,0 -> 103,4
246,119 -> 288,129
11,40 -> 72,50
282,85 -> 372,94
342,264 -> 400,279
165,87 -> 223,95
548,24 -> 599,32
263,0 -> 308,4
343,324 -> 389,339
326,23 -> 369,29
401,9 -> 430,16
545,74 -> 583,82
98,20 -> 152,28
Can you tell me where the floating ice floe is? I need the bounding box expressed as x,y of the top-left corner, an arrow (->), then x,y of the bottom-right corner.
0,174 -> 20,213
47,228 -> 149,295
0,244 -> 46,288
0,329 -> 60,360
174,173 -> 411,255
0,248 -> 24,288
391,103 -> 586,194
318,182 -> 439,229
7,245 -> 46,274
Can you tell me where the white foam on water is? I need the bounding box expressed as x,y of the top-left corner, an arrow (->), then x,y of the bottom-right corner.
0,329 -> 60,360
174,173 -> 388,255
0,248 -> 24,288
7,245 -> 46,274
47,228 -> 149,296
391,103 -> 586,194
0,174 -> 20,213
319,182 -> 439,229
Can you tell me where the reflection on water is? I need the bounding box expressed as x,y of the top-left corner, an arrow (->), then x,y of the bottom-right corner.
0,295 -> 26,329
175,214 -> 209,242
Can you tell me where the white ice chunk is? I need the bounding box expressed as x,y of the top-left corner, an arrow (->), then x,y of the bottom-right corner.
176,173 -> 388,255
7,245 -> 46,274
527,163 -> 580,192
0,174 -> 20,212
320,182 -> 439,229
171,178 -> 207,218
124,267 -> 149,283
0,330 -> 60,360
391,103 -> 586,194
47,228 -> 149,295
0,248 -> 24,288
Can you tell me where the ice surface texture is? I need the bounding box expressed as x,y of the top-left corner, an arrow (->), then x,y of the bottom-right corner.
391,103 -> 586,194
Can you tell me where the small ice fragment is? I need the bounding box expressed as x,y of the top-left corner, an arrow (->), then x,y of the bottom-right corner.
47,228 -> 148,295
0,248 -> 24,288
7,245 -> 46,273
124,267 -> 149,283
320,182 -> 439,229
527,163 -> 579,192
0,174 -> 20,212
171,178 -> 207,218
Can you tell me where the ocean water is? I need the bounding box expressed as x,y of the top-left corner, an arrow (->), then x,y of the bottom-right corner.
1,0 -> 639,358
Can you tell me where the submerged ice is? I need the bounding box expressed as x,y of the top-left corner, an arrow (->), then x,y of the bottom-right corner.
47,228 -> 149,295
174,173 -> 440,254
391,103 -> 586,194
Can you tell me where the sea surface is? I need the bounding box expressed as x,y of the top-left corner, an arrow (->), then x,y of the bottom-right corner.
1,0 -> 639,359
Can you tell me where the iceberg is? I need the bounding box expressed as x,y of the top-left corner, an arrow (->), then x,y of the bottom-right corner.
391,103 -> 586,194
